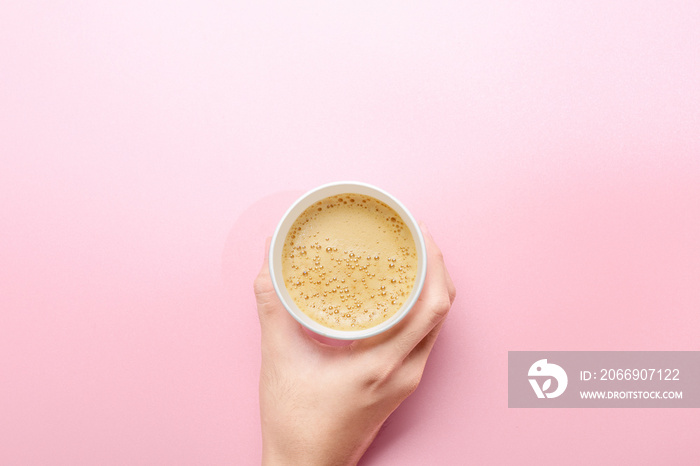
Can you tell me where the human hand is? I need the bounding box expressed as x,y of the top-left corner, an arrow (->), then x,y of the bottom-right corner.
254,223 -> 456,466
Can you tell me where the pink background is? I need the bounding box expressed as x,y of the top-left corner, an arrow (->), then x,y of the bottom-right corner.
2,1 -> 699,464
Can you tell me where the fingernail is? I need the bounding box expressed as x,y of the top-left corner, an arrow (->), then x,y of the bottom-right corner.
264,237 -> 272,261
419,221 -> 431,237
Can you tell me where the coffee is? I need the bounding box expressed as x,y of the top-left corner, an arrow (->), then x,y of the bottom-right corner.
282,193 -> 418,330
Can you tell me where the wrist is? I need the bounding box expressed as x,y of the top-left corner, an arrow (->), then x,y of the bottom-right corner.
261,442 -> 361,466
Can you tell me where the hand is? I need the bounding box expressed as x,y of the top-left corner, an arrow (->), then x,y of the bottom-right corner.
254,223 -> 456,466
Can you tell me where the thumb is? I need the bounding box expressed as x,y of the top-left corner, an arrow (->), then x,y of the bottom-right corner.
253,237 -> 305,346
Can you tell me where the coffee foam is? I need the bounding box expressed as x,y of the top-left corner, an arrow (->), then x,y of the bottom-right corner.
282,193 -> 417,331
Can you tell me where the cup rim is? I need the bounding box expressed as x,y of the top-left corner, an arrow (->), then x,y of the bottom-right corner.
268,181 -> 427,340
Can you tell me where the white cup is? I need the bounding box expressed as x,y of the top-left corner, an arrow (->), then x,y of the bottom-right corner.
269,181 -> 427,340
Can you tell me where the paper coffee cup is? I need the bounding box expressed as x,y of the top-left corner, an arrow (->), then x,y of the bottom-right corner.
269,181 -> 427,340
